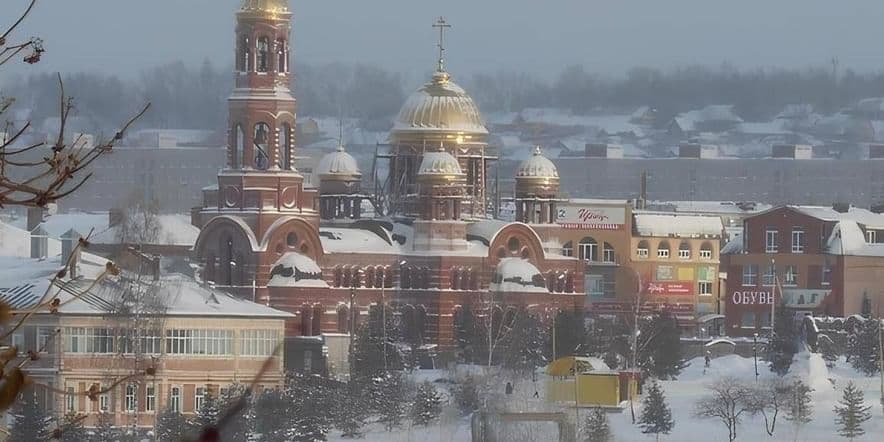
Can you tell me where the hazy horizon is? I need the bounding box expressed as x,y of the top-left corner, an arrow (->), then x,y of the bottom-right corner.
6,0 -> 884,82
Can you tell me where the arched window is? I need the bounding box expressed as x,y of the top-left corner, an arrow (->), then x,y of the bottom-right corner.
280,123 -> 292,170
384,267 -> 394,288
336,305 -> 349,333
276,38 -> 287,72
401,305 -> 417,344
469,269 -> 479,290
240,36 -> 251,71
657,241 -> 671,259
253,123 -> 270,170
421,267 -> 431,289
311,305 -> 322,336
222,237 -> 234,286
333,267 -> 342,287
603,242 -> 615,263
678,241 -> 691,259
700,241 -> 713,259
562,241 -> 573,257
415,305 -> 427,345
450,267 -> 460,290
300,304 -> 311,336
637,240 -> 650,258
342,266 -> 352,288
364,267 -> 375,289
400,265 -> 411,289
578,237 -> 598,262
565,272 -> 575,293
556,272 -> 566,293
257,37 -> 269,72
375,267 -> 385,289
546,271 -> 556,292
507,237 -> 521,253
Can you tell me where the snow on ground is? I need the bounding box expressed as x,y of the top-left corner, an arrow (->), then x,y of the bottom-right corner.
333,353 -> 884,441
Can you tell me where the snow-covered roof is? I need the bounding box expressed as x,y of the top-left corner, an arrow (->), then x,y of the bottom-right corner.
320,227 -> 396,254
826,220 -> 884,257
633,212 -> 723,238
0,254 -> 291,318
516,146 -> 559,179
490,258 -> 548,293
417,150 -> 463,176
316,145 -> 361,178
466,220 -> 509,245
672,105 -> 743,132
268,252 -> 328,288
721,231 -> 744,255
7,212 -> 199,246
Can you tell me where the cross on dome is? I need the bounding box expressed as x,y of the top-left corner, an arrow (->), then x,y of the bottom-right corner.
433,17 -> 452,73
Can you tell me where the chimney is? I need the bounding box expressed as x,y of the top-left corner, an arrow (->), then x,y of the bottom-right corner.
585,143 -> 624,159
679,143 -> 719,159
61,229 -> 82,278
30,225 -> 48,259
772,144 -> 812,159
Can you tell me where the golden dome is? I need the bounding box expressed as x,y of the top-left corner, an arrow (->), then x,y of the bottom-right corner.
241,0 -> 289,12
316,145 -> 361,181
392,71 -> 488,139
418,148 -> 464,177
517,146 -> 559,179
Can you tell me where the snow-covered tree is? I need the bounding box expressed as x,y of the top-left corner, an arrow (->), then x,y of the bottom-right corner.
694,377 -> 755,442
846,319 -> 880,376
639,381 -> 674,441
411,381 -> 444,426
88,411 -> 117,442
190,390 -> 221,434
502,307 -> 547,374
637,311 -> 687,380
785,380 -> 813,441
818,334 -> 840,368
746,378 -> 791,436
114,191 -> 161,246
289,375 -> 335,442
370,372 -> 409,431
582,407 -> 612,442
216,384 -> 252,442
453,375 -> 481,416
547,309 -> 585,360
767,303 -> 798,375
155,407 -> 188,442
7,390 -> 51,442
336,383 -> 368,438
253,389 -> 291,442
833,381 -> 871,441
57,411 -> 87,442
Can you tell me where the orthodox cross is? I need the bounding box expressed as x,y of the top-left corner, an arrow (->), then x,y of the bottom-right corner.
433,16 -> 451,72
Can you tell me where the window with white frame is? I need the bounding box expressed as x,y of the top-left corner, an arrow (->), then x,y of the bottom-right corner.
678,242 -> 691,259
699,242 -> 713,259
38,327 -> 54,353
657,241 -> 671,258
742,265 -> 758,286
791,228 -> 805,253
125,384 -> 137,412
784,265 -> 799,286
240,330 -> 279,357
65,386 -> 76,412
99,394 -> 109,412
578,237 -> 598,262
562,241 -> 573,257
11,331 -> 24,353
194,387 -> 206,412
741,312 -> 756,328
170,387 -> 181,413
165,329 -> 233,355
698,281 -> 713,296
822,263 -> 832,285
64,327 -> 114,353
602,243 -> 616,263
637,240 -> 649,258
119,329 -> 162,355
866,229 -> 877,244
765,229 -> 779,253
146,385 -> 156,412
762,264 -> 776,286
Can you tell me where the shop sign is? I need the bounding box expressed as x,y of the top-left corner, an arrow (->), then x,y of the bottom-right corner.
731,290 -> 774,305
647,281 -> 693,296
557,205 -> 625,230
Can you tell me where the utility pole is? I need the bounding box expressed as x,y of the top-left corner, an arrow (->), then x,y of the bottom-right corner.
381,268 -> 387,372
348,285 -> 356,380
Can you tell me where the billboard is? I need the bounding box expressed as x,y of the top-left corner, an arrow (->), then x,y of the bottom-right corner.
556,204 -> 626,230
646,281 -> 694,296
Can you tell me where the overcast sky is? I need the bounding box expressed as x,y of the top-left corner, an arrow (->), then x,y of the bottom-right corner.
7,0 -> 884,80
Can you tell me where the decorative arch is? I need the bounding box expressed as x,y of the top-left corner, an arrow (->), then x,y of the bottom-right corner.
336,304 -> 349,333
238,35 -> 251,71
253,123 -> 271,170
678,241 -> 691,259
311,304 -> 323,336
256,36 -> 270,72
299,303 -> 311,336
259,216 -> 324,263
487,222 -> 547,264
658,240 -> 671,258
275,37 -> 287,72
195,217 -> 259,286
280,123 -> 292,170
231,124 -> 244,168
578,236 -> 598,262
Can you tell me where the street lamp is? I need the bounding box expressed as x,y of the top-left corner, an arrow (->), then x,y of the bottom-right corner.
753,332 -> 759,382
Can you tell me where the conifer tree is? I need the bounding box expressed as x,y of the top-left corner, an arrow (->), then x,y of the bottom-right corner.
548,309 -> 586,360
833,382 -> 871,441
7,390 -> 50,442
89,410 -> 117,442
453,375 -> 481,416
289,374 -> 334,442
638,381 -> 674,441
502,308 -> 547,374
217,384 -> 252,442
336,383 -> 368,438
582,407 -> 612,442
411,381 -> 444,426
191,390 -> 221,434
846,319 -> 880,376
57,411 -> 88,442
768,302 -> 797,375
785,380 -> 813,441
252,389 -> 291,442
818,334 -> 840,368
372,372 -> 409,431
637,312 -> 686,379
155,407 -> 188,442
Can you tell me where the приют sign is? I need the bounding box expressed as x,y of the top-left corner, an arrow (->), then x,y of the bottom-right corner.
556,205 -> 626,230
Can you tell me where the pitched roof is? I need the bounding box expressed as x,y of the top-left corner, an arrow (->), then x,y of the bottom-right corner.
633,212 -> 723,238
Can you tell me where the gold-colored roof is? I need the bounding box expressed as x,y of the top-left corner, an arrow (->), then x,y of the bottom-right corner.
417,148 -> 464,177
391,71 -> 488,138
241,0 -> 289,12
517,146 -> 559,179
316,145 -> 361,180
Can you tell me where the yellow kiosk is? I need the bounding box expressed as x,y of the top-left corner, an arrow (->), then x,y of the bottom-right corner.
545,356 -> 639,408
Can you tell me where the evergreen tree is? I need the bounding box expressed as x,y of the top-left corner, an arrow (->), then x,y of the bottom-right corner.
336,383 -> 368,438
411,381 -> 443,426
582,408 -> 612,442
818,334 -> 840,368
768,302 -> 798,376
638,381 -> 674,441
289,374 -> 335,442
352,307 -> 401,379
502,308 -> 547,374
833,382 -> 871,441
89,411 -> 117,442
455,304 -> 486,364
846,319 -> 881,376
253,389 -> 291,442
548,309 -> 586,360
191,390 -> 221,434
57,412 -> 88,442
637,312 -> 687,379
371,372 -> 408,431
217,384 -> 252,442
603,350 -> 620,370
453,375 -> 481,416
7,390 -> 50,442
155,407 -> 188,442
785,380 -> 813,440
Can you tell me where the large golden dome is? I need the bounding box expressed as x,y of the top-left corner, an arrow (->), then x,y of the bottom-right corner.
517,146 -> 559,179
392,71 -> 488,139
417,148 -> 464,177
241,0 -> 289,12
